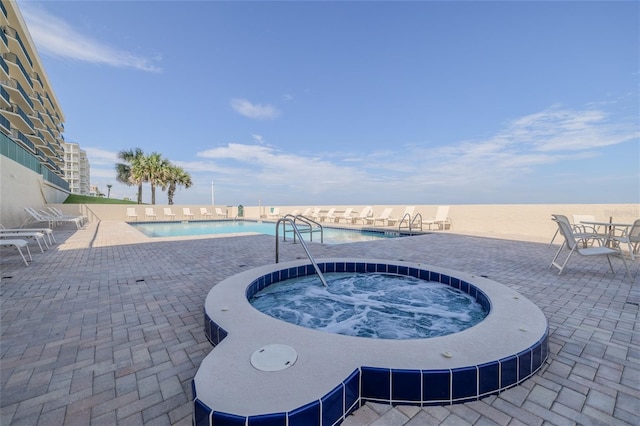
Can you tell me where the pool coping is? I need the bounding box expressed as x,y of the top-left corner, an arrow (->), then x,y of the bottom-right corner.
193,258 -> 549,425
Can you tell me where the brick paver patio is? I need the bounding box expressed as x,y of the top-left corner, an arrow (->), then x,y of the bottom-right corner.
1,220 -> 638,425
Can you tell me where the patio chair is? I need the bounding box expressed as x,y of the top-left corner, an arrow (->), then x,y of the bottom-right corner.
369,208 -> 395,226
47,207 -> 87,225
126,208 -> 138,221
608,219 -> 640,260
422,206 -> 451,230
215,207 -> 228,218
144,208 -> 157,221
163,208 -> 176,220
1,224 -> 55,245
338,208 -> 355,224
322,208 -> 337,222
550,217 -> 629,277
0,230 -> 47,253
0,238 -> 32,266
182,208 -> 195,220
354,206 -> 373,224
24,207 -> 55,228
200,208 -> 213,219
551,214 -> 604,247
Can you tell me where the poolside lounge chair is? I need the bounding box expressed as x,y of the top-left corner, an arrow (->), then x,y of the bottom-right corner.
0,239 -> 32,266
369,208 -> 395,226
422,206 -> 451,230
551,216 -> 629,277
300,208 -> 312,218
354,206 -> 373,224
145,208 -> 157,221
200,208 -> 213,219
47,207 -> 87,226
0,230 -> 47,253
1,224 -> 55,245
322,208 -> 337,222
25,207 -> 82,229
163,208 -> 176,220
215,208 -> 228,218
551,214 -> 603,248
338,208 -> 355,224
183,208 -> 195,220
126,208 -> 138,221
310,207 -> 322,221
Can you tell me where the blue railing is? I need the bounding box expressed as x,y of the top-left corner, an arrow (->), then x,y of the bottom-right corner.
0,85 -> 9,103
15,79 -> 33,109
14,103 -> 34,128
0,113 -> 10,130
13,129 -> 36,152
0,29 -> 7,48
0,56 -> 8,75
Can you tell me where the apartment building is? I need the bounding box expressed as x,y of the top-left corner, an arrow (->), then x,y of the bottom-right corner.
0,1 -> 70,226
63,141 -> 90,195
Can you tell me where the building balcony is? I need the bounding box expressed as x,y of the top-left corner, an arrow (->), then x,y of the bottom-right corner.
2,26 -> 33,68
2,78 -> 34,111
11,128 -> 36,153
3,103 -> 33,134
2,53 -> 32,90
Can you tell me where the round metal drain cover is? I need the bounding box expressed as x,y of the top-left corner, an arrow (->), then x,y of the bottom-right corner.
250,344 -> 297,371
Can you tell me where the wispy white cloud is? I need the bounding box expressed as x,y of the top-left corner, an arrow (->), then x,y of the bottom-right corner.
19,2 -> 161,72
230,98 -> 280,120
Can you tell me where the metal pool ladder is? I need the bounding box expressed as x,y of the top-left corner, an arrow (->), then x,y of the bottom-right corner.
275,218 -> 328,287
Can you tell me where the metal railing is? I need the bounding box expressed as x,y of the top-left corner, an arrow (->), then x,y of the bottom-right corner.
275,217 -> 328,287
282,214 -> 323,244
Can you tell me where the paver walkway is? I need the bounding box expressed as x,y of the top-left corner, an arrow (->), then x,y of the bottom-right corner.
1,220 -> 638,425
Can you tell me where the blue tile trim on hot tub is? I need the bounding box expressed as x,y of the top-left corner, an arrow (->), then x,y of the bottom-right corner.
194,260 -> 549,426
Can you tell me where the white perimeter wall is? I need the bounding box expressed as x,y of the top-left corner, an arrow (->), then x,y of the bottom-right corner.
45,203 -> 639,244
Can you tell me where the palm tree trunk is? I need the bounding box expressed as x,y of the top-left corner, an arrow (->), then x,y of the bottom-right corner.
137,184 -> 143,204
151,184 -> 156,205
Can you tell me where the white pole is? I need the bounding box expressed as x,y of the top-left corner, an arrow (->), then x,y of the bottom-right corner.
211,181 -> 215,206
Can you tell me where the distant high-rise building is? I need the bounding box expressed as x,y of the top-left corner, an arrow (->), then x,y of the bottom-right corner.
63,142 -> 90,195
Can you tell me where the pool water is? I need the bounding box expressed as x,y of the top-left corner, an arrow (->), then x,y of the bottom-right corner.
130,220 -> 400,244
249,272 -> 488,339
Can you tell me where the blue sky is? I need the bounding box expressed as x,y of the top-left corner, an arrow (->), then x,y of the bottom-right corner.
18,1 -> 639,206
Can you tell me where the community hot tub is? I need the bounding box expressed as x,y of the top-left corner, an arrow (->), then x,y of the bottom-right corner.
192,259 -> 548,426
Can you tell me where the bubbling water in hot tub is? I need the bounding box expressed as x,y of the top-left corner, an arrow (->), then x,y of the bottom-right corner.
249,272 -> 488,339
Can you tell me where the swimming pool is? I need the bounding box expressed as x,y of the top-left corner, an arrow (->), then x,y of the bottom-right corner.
130,220 -> 405,244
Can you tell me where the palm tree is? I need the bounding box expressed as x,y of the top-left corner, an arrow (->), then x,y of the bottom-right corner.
144,152 -> 169,205
106,184 -> 112,198
116,148 -> 146,204
163,165 -> 193,205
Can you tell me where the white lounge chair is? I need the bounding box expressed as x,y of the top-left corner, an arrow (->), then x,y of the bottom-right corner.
338,208 -> 355,224
551,214 -> 604,248
145,208 -> 157,221
215,208 -> 228,218
0,239 -> 32,266
47,207 -> 87,225
551,216 -> 629,277
300,208 -> 312,217
322,208 -> 337,222
126,208 -> 138,221
163,208 -> 176,220
422,206 -> 451,230
1,224 -> 55,245
369,208 -> 394,226
0,230 -> 47,253
24,207 -> 55,228
354,206 -> 373,224
200,208 -> 213,219
183,208 -> 195,220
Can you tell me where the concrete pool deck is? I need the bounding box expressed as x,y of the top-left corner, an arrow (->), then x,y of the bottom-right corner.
1,220 -> 638,425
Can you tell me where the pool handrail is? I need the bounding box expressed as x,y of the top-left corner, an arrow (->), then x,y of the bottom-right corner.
275,218 -> 328,287
408,213 -> 423,235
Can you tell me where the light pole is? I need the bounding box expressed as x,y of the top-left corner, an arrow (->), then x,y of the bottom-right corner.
211,181 -> 215,206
